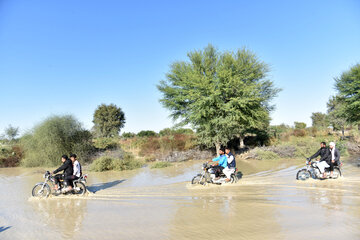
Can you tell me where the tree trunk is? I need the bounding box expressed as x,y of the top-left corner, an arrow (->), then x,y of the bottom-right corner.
239,136 -> 245,149
215,142 -> 221,156
342,126 -> 345,140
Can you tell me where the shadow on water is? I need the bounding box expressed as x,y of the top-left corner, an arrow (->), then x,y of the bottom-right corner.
87,180 -> 126,193
0,226 -> 11,233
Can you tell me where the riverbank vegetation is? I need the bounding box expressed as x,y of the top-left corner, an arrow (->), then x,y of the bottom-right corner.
1,48 -> 359,171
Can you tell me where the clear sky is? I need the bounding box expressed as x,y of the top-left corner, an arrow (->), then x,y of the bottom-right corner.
0,0 -> 359,135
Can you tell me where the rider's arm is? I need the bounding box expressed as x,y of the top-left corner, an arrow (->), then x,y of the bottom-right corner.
309,149 -> 321,160
53,160 -> 71,174
227,155 -> 234,164
212,156 -> 221,162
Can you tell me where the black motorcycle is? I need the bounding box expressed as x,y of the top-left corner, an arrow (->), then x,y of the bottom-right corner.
32,171 -> 88,198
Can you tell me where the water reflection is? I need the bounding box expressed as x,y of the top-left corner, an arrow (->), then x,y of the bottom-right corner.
30,198 -> 87,239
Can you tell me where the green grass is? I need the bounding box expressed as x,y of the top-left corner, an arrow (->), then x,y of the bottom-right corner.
150,161 -> 172,169
90,153 -> 143,172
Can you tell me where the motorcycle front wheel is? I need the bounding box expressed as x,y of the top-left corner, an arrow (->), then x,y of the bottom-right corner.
32,183 -> 51,198
191,174 -> 206,185
296,169 -> 310,181
74,182 -> 86,196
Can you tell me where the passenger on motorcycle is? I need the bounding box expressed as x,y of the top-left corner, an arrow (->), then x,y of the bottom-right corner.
329,142 -> 341,178
307,142 -> 330,178
224,147 -> 236,182
63,154 -> 82,192
52,155 -> 73,193
208,148 -> 227,180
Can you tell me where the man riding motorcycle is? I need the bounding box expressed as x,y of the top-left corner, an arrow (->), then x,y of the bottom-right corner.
52,154 -> 73,193
307,142 -> 330,178
208,148 -> 227,180
63,153 -> 82,192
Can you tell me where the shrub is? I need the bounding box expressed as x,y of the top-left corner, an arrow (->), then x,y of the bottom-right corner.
294,122 -> 307,129
93,137 -> 118,150
137,130 -> 158,137
293,129 -> 306,137
21,115 -> 94,167
122,132 -> 136,139
90,153 -> 143,172
151,161 -> 172,169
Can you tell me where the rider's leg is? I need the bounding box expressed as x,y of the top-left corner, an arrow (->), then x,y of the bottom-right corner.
329,161 -> 334,177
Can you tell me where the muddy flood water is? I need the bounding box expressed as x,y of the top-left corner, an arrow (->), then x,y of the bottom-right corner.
1,158 -> 360,240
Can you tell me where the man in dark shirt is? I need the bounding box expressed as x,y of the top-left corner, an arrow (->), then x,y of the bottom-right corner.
308,142 -> 330,177
52,155 -> 73,192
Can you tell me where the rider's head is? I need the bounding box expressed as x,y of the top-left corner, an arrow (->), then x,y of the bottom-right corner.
219,148 -> 225,155
329,142 -> 335,149
61,155 -> 68,162
225,147 -> 231,154
70,154 -> 77,162
320,142 -> 326,148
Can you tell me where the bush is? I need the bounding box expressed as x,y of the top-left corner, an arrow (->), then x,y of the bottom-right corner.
137,130 -> 158,137
93,137 -> 118,150
151,161 -> 172,169
90,153 -> 143,172
293,129 -> 306,137
0,145 -> 23,167
21,115 -> 94,167
122,132 -> 136,139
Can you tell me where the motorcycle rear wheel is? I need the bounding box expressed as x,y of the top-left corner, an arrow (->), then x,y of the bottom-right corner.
32,183 -> 51,198
74,182 -> 86,196
296,169 -> 310,181
331,168 -> 341,179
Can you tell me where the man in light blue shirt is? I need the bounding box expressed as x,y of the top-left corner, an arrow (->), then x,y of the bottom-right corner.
209,148 -> 227,179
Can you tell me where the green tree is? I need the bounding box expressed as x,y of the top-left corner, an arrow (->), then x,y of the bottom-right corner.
137,130 -> 157,137
157,44 -> 280,151
327,95 -> 347,136
21,115 -> 93,167
93,104 -> 126,137
294,122 -> 306,129
311,112 -> 328,128
335,63 -> 360,123
4,125 -> 19,141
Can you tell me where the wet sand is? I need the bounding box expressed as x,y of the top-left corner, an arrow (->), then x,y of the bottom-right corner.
1,158 -> 360,240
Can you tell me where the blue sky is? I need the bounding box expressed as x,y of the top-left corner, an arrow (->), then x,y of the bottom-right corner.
0,0 -> 359,135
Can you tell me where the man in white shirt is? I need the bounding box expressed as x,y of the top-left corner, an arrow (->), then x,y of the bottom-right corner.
223,147 -> 236,182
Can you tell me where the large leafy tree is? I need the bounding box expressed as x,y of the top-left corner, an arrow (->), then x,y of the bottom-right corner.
157,44 -> 280,151
21,115 -> 93,167
93,104 -> 126,137
335,63 -> 360,123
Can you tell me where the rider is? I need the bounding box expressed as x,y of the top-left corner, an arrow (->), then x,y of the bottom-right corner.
52,155 -> 73,193
63,154 -> 82,192
307,141 -> 330,178
209,148 -> 227,180
328,142 -> 341,178
223,147 -> 236,182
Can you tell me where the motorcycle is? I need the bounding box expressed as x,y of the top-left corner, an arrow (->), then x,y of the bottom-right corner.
296,159 -> 342,181
191,162 -> 238,185
32,171 -> 88,198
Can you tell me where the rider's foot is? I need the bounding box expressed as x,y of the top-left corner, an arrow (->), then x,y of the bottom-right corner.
225,178 -> 231,182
